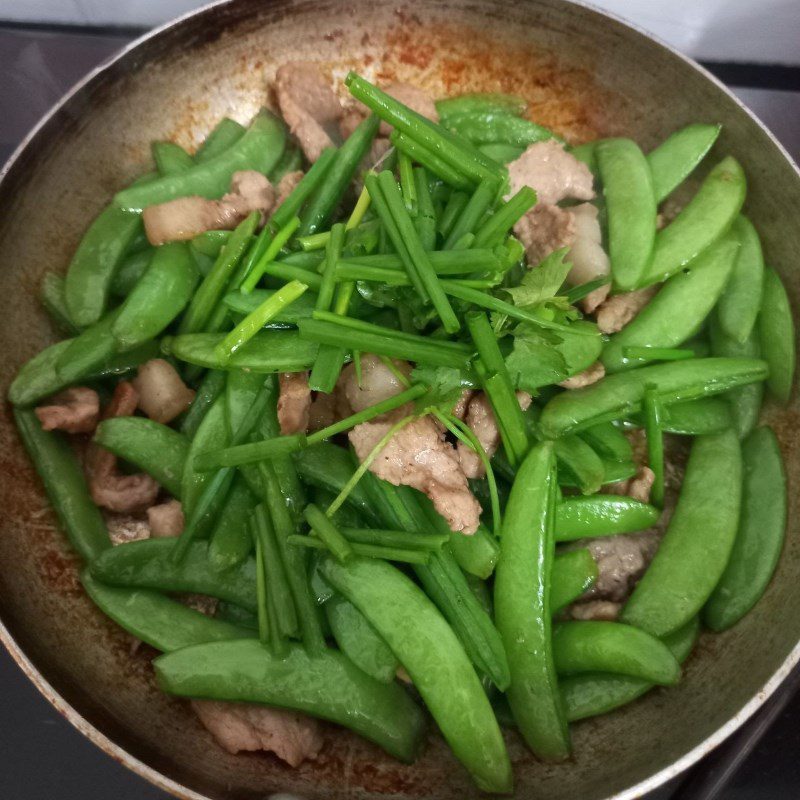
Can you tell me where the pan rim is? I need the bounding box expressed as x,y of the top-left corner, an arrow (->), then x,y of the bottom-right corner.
1,1 -> 798,799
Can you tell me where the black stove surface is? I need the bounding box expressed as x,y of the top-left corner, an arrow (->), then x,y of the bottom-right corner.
1,22 -> 798,800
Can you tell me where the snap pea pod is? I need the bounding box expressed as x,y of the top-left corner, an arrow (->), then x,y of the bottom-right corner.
114,110 -> 286,210
444,111 -> 557,148
189,230 -> 233,260
94,417 -> 188,498
325,593 -> 399,683
208,476 -> 256,569
152,141 -> 193,175
111,248 -> 153,298
82,571 -> 252,650
647,123 -> 721,203
599,459 -> 637,485
193,117 -> 246,163
8,336 -> 159,407
551,549 -> 598,612
704,427 -> 786,631
552,621 -> 681,685
155,639 -> 426,762
436,92 -> 527,121
322,555 -> 512,792
181,369 -> 226,439
269,143 -> 303,182
164,330 -> 318,372
603,236 -> 738,372
539,357 -> 768,439
40,273 -> 80,335
222,288 -> 317,325
14,409 -> 110,561
717,216 -> 764,343
561,618 -> 700,722
630,396 -> 733,435
56,310 -> 120,384
64,205 -> 143,326
91,539 -> 257,611
578,421 -> 632,463
495,442 -> 570,761
555,495 -> 660,541
708,312 -> 763,439
553,434 -> 605,495
570,142 -> 597,172
112,242 -> 196,348
298,115 -> 380,236
621,430 -> 742,637
639,156 -> 746,287
758,267 -> 795,404
597,138 -> 656,291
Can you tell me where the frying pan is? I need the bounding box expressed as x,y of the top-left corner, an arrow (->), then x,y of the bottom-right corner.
0,1 -> 798,798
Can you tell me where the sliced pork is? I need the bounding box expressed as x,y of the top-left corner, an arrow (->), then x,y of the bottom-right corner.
507,140 -> 594,205
35,387 -> 100,434
147,499 -> 184,538
132,359 -> 195,425
558,361 -> 605,390
277,372 -> 311,435
342,354 -> 411,414
595,286 -> 658,335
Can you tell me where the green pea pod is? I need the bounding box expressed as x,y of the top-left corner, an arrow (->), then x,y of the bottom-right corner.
164,330 -> 318,373
561,617 -> 699,722
539,357 -> 768,439
570,142 -> 597,172
190,230 -> 233,260
479,143 -> 524,164
90,539 -> 257,611
758,267 -> 795,404
64,205 -> 143,326
553,434 -> 605,495
94,417 -> 188,498
208,476 -> 256,569
436,92 -> 527,121
551,549 -> 598,612
269,143 -> 303,181
603,236 -> 739,372
717,216 -> 764,343
152,141 -> 193,176
111,242 -> 196,348
445,111 -> 557,148
181,369 -> 227,439
599,459 -> 637,486
639,156 -> 746,287
597,138 -> 657,290
622,430 -> 742,637
325,593 -> 399,683
114,110 -> 286,210
647,123 -> 721,203
56,311 -> 120,384
704,426 -> 786,631
708,312 -> 763,438
579,421 -> 632,462
14,409 -> 110,561
154,639 -> 426,763
82,571 -> 252,651
111,248 -> 154,298
495,442 -> 570,761
555,495 -> 660,541
552,621 -> 681,685
223,288 -> 317,326
194,118 -> 246,163
8,337 -> 159,407
225,367 -> 266,435
322,555 -> 512,792
40,272 -> 81,335
631,397 -> 733,436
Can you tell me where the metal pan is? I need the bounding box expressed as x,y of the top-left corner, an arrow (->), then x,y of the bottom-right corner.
0,1 -> 798,798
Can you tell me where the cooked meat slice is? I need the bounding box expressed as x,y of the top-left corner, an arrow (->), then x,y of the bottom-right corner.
566,202 -> 611,311
307,391 -> 336,432
35,387 -> 100,434
86,382 -> 160,513
514,203 -> 575,265
582,283 -> 611,315
605,465 -> 656,504
192,700 -> 324,766
142,170 -> 275,245
276,170 -> 304,206
342,353 -> 412,413
339,109 -> 364,141
558,361 -> 605,389
457,391 -> 532,479
133,359 -> 195,424
147,499 -> 184,538
349,415 -> 481,534
567,600 -> 622,621
582,530 -> 661,603
106,513 -> 151,546
277,372 -> 311,435
451,389 -> 474,421
275,61 -> 343,163
595,286 -> 658,334
507,140 -> 595,205
182,594 -> 219,616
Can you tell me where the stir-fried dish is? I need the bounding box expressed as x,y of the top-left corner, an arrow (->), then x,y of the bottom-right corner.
9,64 -> 795,792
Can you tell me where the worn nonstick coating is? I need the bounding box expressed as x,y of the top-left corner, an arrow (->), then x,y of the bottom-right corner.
0,1 -> 798,798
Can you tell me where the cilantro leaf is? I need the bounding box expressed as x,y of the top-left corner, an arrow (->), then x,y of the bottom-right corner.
505,330 -> 569,392
503,248 -> 572,309
411,365 -> 471,412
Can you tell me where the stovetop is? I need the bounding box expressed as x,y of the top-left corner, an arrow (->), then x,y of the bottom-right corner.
1,21 -> 798,800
